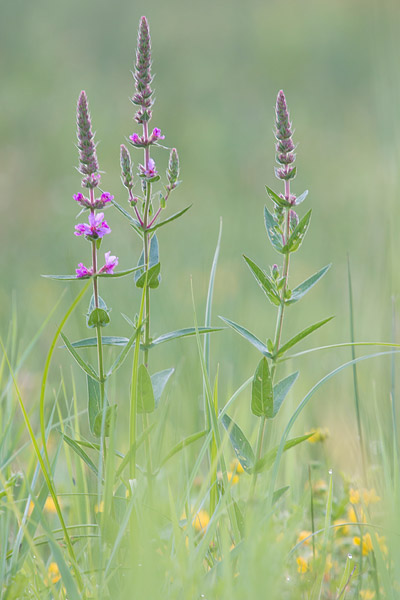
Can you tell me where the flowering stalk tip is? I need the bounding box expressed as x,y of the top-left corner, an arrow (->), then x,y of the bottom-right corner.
275,90 -> 296,184
133,16 -> 153,124
77,91 -> 100,188
167,148 -> 180,192
120,144 -> 134,190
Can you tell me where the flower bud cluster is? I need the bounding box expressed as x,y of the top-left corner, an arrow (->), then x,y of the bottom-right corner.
166,148 -> 180,192
77,91 -> 100,189
73,192 -> 113,210
132,16 -> 154,124
275,90 -> 296,182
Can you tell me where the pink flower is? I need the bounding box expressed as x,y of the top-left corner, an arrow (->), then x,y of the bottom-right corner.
82,173 -> 101,188
99,251 -> 119,274
139,158 -> 157,178
73,192 -> 113,209
129,133 -> 141,145
76,263 -> 93,278
151,127 -> 165,141
74,212 -> 111,240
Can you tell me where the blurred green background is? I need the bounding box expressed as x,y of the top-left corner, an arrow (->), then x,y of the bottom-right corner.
1,0 -> 400,474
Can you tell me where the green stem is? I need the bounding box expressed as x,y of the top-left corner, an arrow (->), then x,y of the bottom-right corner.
129,284 -> 146,481
141,131 -> 154,494
251,188 -> 292,495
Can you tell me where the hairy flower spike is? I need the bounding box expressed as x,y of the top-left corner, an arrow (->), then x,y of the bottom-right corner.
167,148 -> 180,192
120,145 -> 134,190
275,90 -> 296,182
76,91 -> 100,188
133,16 -> 154,124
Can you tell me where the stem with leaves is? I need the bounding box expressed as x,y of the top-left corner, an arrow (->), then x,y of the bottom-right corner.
221,90 -> 332,498
120,16 -> 181,485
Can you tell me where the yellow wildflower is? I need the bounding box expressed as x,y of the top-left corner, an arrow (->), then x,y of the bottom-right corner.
307,428 -> 329,443
353,532 -> 373,556
193,509 -> 210,533
377,534 -> 388,556
348,506 -> 366,524
349,488 -> 360,504
28,496 -> 59,516
230,459 -> 244,475
313,479 -> 328,493
296,556 -> 309,573
360,591 -> 375,600
296,531 -> 312,546
44,497 -> 58,513
47,562 -> 61,584
94,500 -> 104,514
227,471 -> 239,485
334,519 -> 350,536
217,470 -> 239,485
362,488 -> 380,506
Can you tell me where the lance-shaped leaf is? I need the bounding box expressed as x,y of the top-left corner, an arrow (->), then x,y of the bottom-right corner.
60,332 -> 99,381
42,273 -> 92,281
42,267 -> 140,281
151,368 -> 174,408
62,433 -> 98,477
107,325 -> 142,377
160,429 -> 207,467
68,336 -> 129,349
282,209 -> 312,254
264,206 -> 284,253
137,364 -> 155,413
275,316 -> 334,358
221,413 -> 255,474
272,371 -> 299,417
254,433 -> 313,473
87,375 -> 101,436
94,404 -> 117,438
273,486 -> 290,504
286,264 -> 331,305
97,265 -> 142,278
293,190 -> 308,206
147,205 -> 192,232
110,198 -> 142,236
219,316 -> 272,358
243,255 -> 281,307
135,262 -> 161,289
148,327 -> 223,348
265,185 -> 292,208
135,234 -> 161,288
251,357 -> 273,417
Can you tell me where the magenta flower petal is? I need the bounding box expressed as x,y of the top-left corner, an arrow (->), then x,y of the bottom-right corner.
99,251 -> 119,274
76,263 -> 93,278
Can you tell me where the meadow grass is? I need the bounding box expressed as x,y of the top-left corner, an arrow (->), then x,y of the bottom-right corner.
1,11 -> 400,600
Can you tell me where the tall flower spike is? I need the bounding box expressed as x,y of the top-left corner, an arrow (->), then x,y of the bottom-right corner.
77,91 -> 100,188
120,144 -> 134,190
166,148 -> 180,192
275,90 -> 296,183
132,16 -> 154,124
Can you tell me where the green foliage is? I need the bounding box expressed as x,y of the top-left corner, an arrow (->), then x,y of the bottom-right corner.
243,255 -> 281,306
282,209 -> 312,254
221,413 -> 255,474
137,364 -> 155,413
251,357 -> 273,417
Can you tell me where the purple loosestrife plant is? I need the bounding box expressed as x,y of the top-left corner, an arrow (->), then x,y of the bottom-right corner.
113,16 -> 188,484
45,91 -> 140,443
220,90 -> 333,493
